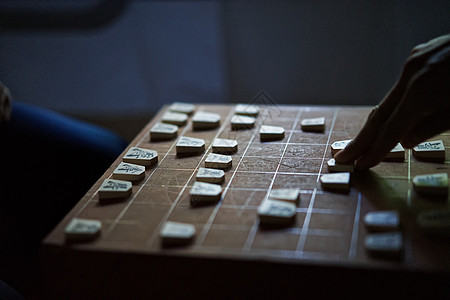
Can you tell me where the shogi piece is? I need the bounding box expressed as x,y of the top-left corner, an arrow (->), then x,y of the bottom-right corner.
123,147 -> 158,167
417,209 -> 450,236
364,232 -> 403,258
363,210 -> 400,232
212,138 -> 238,154
269,188 -> 301,206
231,115 -> 256,130
192,111 -> 221,130
150,122 -> 178,141
112,162 -> 145,182
258,199 -> 296,227
327,158 -> 354,173
383,143 -> 405,162
190,181 -> 222,206
260,125 -> 285,141
98,179 -> 132,200
235,103 -> 259,117
196,167 -> 225,184
320,172 -> 351,192
413,140 -> 445,160
168,102 -> 195,115
65,218 -> 101,242
161,111 -> 188,127
412,173 -> 448,196
160,221 -> 196,247
301,117 -> 325,132
330,140 -> 352,157
176,136 -> 205,155
205,153 -> 232,170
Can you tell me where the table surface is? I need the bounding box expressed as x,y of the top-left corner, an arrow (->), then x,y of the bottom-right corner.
43,104 -> 450,274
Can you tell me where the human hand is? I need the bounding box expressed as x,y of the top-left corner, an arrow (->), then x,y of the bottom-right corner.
335,34 -> 450,169
0,81 -> 12,125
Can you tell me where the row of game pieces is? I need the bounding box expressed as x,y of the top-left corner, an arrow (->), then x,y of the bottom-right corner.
64,146 -> 160,241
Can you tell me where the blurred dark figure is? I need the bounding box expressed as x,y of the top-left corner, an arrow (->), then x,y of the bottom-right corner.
0,82 -> 127,298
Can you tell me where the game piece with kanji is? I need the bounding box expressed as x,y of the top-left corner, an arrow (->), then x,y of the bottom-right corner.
364,210 -> 400,232
235,103 -> 259,117
417,209 -> 450,236
413,140 -> 445,160
258,199 -> 296,227
412,173 -> 448,196
150,122 -> 178,141
212,138 -> 238,154
231,115 -> 256,130
320,172 -> 351,192
327,158 -> 354,173
65,218 -> 101,242
196,167 -> 225,184
269,188 -> 301,206
301,117 -> 325,132
192,111 -> 221,130
205,153 -> 232,170
112,162 -> 145,182
168,102 -> 195,115
190,181 -> 222,206
364,232 -> 403,258
176,136 -> 205,155
161,111 -> 188,126
330,139 -> 352,157
160,221 -> 196,247
260,125 -> 285,141
383,143 -> 405,162
123,147 -> 158,167
98,179 -> 132,200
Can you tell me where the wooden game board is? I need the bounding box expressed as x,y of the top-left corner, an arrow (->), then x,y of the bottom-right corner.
42,104 -> 450,299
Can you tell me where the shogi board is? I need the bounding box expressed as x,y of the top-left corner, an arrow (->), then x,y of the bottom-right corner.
42,105 -> 450,299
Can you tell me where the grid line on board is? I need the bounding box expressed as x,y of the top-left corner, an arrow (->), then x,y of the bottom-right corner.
195,107 -> 272,246
243,108 -> 304,251
296,108 -> 339,254
144,106 -> 236,248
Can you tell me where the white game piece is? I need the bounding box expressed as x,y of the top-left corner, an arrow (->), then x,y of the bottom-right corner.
161,111 -> 188,126
160,221 -> 196,246
417,209 -> 450,236
98,179 -> 132,200
168,102 -> 195,115
301,117 -> 325,132
258,199 -> 296,226
204,153 -> 232,170
235,103 -> 259,117
330,139 -> 352,157
176,136 -> 205,155
412,173 -> 448,196
212,138 -> 238,154
65,218 -> 101,242
192,111 -> 221,130
260,125 -> 285,141
320,172 -> 351,192
196,167 -> 225,184
150,122 -> 178,141
231,115 -> 256,130
123,147 -> 158,167
112,162 -> 145,182
269,188 -> 301,206
364,232 -> 403,258
383,143 -> 405,161
327,158 -> 354,173
190,181 -> 222,206
363,210 -> 400,232
413,140 -> 445,160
